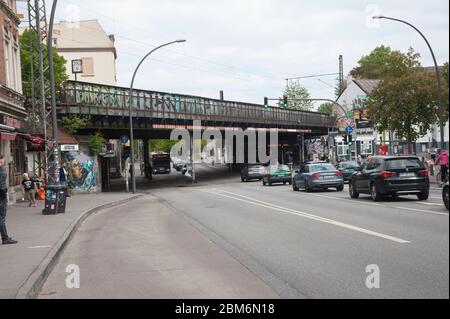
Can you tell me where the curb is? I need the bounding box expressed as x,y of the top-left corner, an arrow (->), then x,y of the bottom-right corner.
15,194 -> 143,299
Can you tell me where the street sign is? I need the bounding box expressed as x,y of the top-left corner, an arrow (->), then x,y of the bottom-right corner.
346,126 -> 353,135
71,59 -> 83,74
120,135 -> 129,144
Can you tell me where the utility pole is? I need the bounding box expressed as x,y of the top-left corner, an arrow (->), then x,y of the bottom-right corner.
27,0 -> 52,182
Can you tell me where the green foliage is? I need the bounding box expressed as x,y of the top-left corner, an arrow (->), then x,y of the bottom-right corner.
350,45 -> 422,79
367,72 -> 441,144
58,115 -> 91,135
88,132 -> 106,155
278,82 -> 313,111
149,140 -> 179,153
20,29 -> 68,99
317,103 -> 334,115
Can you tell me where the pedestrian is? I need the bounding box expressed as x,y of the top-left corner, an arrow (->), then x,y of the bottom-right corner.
21,173 -> 37,208
435,149 -> 449,184
59,163 -> 70,197
0,154 -> 18,245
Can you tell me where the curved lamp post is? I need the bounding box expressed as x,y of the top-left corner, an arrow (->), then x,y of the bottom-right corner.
373,15 -> 447,151
129,40 -> 186,194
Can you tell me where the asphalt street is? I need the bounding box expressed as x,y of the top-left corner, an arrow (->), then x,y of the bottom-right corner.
39,165 -> 449,299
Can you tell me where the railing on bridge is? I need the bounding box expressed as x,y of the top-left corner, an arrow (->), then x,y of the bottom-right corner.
59,81 -> 335,128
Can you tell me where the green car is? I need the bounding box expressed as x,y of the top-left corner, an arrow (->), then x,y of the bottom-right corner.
262,165 -> 292,186
335,161 -> 361,181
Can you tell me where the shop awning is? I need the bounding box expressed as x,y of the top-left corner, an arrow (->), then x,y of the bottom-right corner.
0,131 -> 16,141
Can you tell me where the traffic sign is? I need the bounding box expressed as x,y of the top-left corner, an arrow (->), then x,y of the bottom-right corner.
346,126 -> 353,135
120,135 -> 129,144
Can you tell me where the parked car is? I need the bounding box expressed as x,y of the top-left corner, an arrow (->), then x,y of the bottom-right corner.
241,164 -> 266,182
335,161 -> 361,181
443,182 -> 449,210
292,163 -> 344,192
262,164 -> 292,186
349,156 -> 430,202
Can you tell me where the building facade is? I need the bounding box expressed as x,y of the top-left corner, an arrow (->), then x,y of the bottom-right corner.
52,20 -> 117,86
336,75 -> 449,161
0,0 -> 27,204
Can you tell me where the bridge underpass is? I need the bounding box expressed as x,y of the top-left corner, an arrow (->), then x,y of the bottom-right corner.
55,81 -> 336,191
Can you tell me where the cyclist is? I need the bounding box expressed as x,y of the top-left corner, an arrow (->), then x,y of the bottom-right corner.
435,149 -> 449,184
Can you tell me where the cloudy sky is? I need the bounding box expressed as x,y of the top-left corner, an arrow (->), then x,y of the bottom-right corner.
17,0 -> 449,109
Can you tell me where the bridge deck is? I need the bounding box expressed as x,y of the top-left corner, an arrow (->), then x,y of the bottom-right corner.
57,81 -> 335,129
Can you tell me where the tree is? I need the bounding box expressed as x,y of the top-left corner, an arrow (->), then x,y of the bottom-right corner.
350,45 -> 421,80
278,82 -> 313,111
317,103 -> 334,115
367,72 -> 441,153
149,140 -> 179,153
88,131 -> 106,155
20,29 -> 68,100
58,115 -> 91,135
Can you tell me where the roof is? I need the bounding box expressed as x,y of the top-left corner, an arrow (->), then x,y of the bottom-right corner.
47,126 -> 79,145
353,79 -> 381,95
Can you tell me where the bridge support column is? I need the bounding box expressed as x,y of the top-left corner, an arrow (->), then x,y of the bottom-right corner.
143,139 -> 152,180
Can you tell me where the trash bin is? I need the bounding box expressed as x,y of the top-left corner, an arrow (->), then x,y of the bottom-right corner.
42,185 -> 68,215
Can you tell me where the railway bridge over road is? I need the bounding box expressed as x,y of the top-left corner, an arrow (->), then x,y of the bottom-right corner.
56,81 -> 336,140
54,81 -> 336,187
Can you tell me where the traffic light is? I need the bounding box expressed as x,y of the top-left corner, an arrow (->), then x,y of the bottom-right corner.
264,97 -> 269,108
283,96 -> 288,108
343,135 -> 348,144
348,134 -> 353,146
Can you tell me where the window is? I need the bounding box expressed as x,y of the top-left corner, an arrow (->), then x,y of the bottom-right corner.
81,57 -> 94,76
4,39 -> 10,87
10,140 -> 24,175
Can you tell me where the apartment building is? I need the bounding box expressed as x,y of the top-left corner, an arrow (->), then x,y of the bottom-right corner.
0,0 -> 27,204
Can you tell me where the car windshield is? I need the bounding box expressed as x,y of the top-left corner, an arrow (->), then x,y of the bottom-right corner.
385,158 -> 422,170
270,165 -> 290,172
340,162 -> 360,169
310,164 -> 336,172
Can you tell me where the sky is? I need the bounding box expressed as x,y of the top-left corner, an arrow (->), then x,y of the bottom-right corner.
16,0 -> 450,109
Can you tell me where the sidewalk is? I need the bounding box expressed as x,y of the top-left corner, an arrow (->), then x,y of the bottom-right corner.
0,192 -> 140,299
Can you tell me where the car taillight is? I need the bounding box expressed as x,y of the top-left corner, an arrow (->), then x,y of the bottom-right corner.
336,172 -> 343,177
311,173 -> 321,180
380,171 -> 395,179
419,170 -> 429,177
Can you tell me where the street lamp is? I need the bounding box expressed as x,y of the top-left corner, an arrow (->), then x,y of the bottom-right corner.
373,15 -> 447,152
128,39 -> 186,194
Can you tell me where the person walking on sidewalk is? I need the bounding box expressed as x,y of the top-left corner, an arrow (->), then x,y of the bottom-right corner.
435,150 -> 449,185
21,173 -> 37,208
59,163 -> 70,197
0,155 -> 18,245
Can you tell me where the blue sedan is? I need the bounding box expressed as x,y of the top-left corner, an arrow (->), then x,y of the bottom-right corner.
292,163 -> 344,192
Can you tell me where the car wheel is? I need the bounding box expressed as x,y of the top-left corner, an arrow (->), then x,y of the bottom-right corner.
443,186 -> 449,210
304,181 -> 311,193
371,183 -> 382,202
349,182 -> 359,199
289,180 -> 292,185
417,192 -> 429,201
336,185 -> 344,192
268,181 -> 273,186
241,176 -> 245,182
293,181 -> 299,191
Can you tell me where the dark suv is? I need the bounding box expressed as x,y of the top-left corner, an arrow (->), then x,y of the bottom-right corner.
349,156 -> 430,201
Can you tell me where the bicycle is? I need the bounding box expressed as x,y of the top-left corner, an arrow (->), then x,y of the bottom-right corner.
436,166 -> 449,186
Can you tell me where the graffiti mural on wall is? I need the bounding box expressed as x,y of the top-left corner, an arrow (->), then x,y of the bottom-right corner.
63,151 -> 99,193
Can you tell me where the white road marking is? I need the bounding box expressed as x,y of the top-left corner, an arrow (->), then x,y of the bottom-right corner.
417,202 -> 445,207
251,185 -> 448,216
391,206 -> 449,216
199,188 -> 410,244
28,245 -> 52,249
